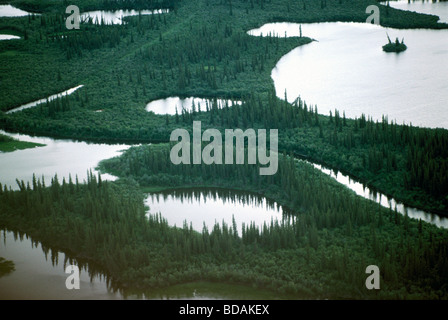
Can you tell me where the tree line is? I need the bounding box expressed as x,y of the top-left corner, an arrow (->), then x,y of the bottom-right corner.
1,147 -> 447,298
99,143 -> 448,297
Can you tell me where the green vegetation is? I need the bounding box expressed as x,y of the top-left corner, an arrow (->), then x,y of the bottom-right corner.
1,0 -> 447,214
0,257 -> 15,278
9,0 -> 177,13
1,0 -> 448,299
103,91 -> 447,214
383,34 -> 407,53
1,0 -> 445,113
2,146 -> 448,298
0,133 -> 44,152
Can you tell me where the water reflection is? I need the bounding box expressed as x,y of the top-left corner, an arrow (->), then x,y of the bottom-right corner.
0,230 -> 122,299
0,229 -> 288,299
145,188 -> 293,234
0,5 -> 37,17
0,130 -> 131,190
249,21 -> 448,129
146,97 -> 242,115
6,85 -> 84,114
305,160 -> 448,229
80,9 -> 168,25
0,34 -> 21,40
383,0 -> 448,24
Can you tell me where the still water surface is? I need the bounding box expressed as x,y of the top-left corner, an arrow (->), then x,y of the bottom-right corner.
6,85 -> 84,114
0,34 -> 20,40
0,216 -> 284,299
80,9 -> 168,25
0,230 -> 120,299
0,5 -> 36,17
249,20 -> 448,129
2,1 -> 448,299
385,0 -> 448,23
146,97 -> 242,115
307,161 -> 448,229
0,130 -> 131,190
145,188 -> 288,234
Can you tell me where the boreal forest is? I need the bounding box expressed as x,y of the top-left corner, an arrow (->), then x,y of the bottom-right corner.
0,0 -> 447,300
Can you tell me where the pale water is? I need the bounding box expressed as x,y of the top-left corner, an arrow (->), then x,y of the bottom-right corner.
2,1 -> 448,299
384,0 -> 448,24
306,161 -> 448,229
146,97 -> 242,115
0,5 -> 36,17
249,20 -> 448,129
145,188 -> 289,234
80,9 -> 168,25
0,130 -> 131,190
0,34 -> 20,40
6,85 -> 84,114
0,231 -> 120,299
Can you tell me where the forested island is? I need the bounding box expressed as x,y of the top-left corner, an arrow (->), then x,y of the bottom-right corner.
1,0 -> 448,299
383,34 -> 407,52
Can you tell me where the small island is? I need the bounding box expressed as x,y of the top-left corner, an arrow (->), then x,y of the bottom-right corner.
383,34 -> 407,53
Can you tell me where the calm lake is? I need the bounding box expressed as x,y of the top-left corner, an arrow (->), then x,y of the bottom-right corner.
1,0 -> 447,299
0,5 -> 36,17
306,160 -> 448,229
146,97 -> 242,115
145,188 -> 289,234
0,214 -> 287,299
385,0 -> 448,24
0,230 -> 121,299
80,9 -> 168,25
0,34 -> 20,40
0,130 -> 131,190
249,4 -> 448,129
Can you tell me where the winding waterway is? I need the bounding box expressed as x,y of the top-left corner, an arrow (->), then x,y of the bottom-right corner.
0,129 -> 131,190
307,161 -> 448,229
1,1 -> 448,299
6,85 -> 84,114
